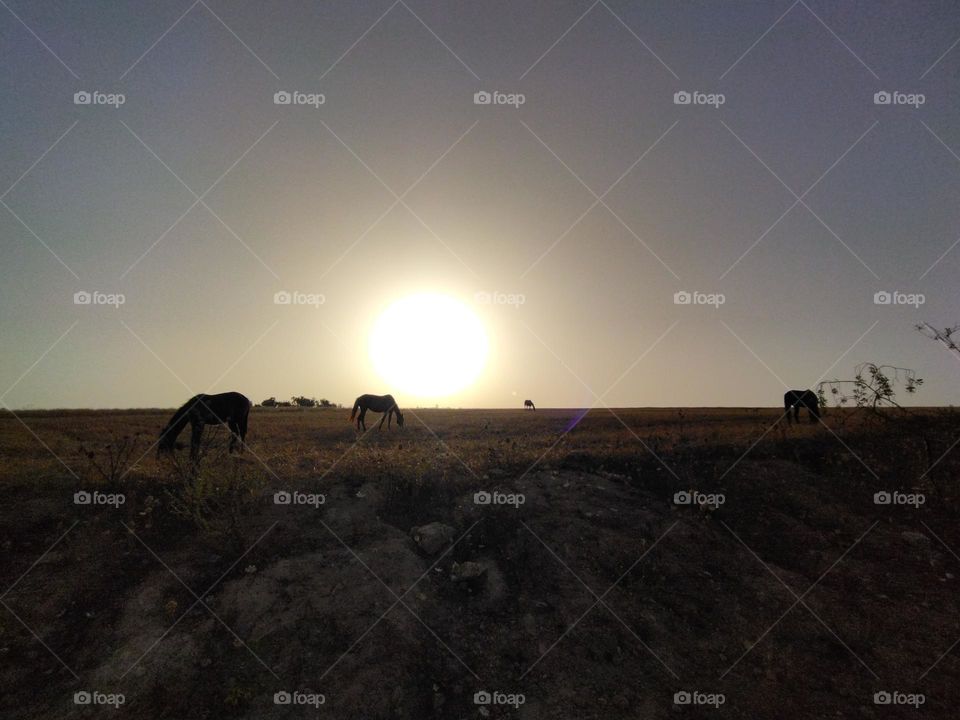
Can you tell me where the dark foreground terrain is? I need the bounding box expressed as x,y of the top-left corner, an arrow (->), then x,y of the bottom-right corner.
0,407 -> 958,718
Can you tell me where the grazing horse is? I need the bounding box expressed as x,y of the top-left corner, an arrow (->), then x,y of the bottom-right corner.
524,399 -> 536,411
784,389 -> 820,424
351,394 -> 404,431
158,392 -> 252,459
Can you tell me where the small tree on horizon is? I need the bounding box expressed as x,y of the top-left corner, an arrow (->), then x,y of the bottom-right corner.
817,362 -> 922,413
917,322 -> 960,356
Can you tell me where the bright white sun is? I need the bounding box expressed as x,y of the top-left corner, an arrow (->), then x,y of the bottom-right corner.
369,293 -> 488,398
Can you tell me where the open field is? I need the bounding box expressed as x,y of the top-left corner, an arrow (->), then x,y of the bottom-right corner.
1,407 -> 959,718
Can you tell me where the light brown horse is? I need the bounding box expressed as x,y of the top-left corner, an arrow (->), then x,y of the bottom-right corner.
350,394 -> 404,431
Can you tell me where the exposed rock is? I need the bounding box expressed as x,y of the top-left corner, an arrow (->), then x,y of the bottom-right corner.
901,531 -> 930,547
410,522 -> 455,555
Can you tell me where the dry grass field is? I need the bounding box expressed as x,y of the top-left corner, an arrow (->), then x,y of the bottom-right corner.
1,406 -> 958,718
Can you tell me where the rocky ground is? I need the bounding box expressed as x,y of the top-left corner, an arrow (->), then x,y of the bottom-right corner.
0,408 -> 958,718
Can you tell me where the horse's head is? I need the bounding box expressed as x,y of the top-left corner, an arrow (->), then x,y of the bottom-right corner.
396,411 -> 404,427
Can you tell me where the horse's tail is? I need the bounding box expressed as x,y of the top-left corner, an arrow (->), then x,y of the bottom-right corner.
159,395 -> 201,450
349,397 -> 360,421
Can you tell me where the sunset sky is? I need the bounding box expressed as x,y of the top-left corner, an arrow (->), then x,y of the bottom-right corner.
2,0 -> 960,409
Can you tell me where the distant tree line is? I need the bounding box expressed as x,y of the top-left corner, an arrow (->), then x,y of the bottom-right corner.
258,396 -> 339,408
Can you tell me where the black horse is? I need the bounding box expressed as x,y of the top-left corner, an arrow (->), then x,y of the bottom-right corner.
524,399 -> 536,411
350,393 -> 404,431
158,392 -> 252,459
784,389 -> 820,424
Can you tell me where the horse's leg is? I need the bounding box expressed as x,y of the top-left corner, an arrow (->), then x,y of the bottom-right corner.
359,408 -> 367,431
228,420 -> 239,452
190,421 -> 203,461
377,411 -> 387,430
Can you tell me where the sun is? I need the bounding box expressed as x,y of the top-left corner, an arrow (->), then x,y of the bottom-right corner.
369,293 -> 488,398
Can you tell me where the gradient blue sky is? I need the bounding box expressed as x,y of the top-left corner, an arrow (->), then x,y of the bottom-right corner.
2,0 -> 959,408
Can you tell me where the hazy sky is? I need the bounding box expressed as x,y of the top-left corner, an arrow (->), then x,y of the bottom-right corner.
2,0 -> 960,409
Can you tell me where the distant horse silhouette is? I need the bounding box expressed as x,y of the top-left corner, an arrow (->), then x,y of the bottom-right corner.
158,392 -> 252,459
524,399 -> 536,411
351,393 -> 404,431
784,389 -> 820,424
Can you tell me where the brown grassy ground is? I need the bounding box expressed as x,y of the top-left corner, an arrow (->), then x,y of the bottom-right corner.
0,407 -> 958,718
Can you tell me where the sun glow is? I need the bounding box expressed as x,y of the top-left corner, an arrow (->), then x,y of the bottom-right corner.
369,293 -> 488,398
